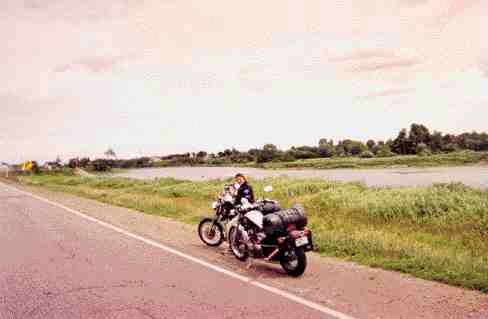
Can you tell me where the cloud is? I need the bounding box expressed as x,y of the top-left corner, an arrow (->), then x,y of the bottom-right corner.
399,0 -> 429,7
349,58 -> 421,72
53,55 -> 133,73
329,49 -> 422,73
361,88 -> 414,99
329,49 -> 397,62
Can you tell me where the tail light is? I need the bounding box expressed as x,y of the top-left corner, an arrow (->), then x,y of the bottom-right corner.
287,224 -> 297,232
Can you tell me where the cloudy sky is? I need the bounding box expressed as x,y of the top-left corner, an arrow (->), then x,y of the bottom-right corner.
1,0 -> 487,163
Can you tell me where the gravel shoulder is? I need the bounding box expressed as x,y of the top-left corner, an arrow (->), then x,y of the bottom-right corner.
9,181 -> 488,319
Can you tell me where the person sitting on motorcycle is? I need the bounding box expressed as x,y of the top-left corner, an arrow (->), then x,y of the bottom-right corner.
234,173 -> 255,204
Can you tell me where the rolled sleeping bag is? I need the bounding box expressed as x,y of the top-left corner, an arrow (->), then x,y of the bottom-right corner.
262,204 -> 308,236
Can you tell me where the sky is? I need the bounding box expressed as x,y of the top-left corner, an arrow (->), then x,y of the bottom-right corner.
1,0 -> 487,163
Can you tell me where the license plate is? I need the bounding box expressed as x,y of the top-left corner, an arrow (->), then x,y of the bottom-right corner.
295,236 -> 309,247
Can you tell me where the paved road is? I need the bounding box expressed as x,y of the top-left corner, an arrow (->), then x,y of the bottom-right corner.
115,166 -> 488,188
2,182 -> 488,319
0,183 -> 334,319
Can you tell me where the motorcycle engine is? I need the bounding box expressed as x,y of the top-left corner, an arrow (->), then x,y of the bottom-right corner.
242,228 -> 266,258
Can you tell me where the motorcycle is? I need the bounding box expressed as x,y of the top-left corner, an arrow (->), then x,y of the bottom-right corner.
228,187 -> 314,277
197,184 -> 239,246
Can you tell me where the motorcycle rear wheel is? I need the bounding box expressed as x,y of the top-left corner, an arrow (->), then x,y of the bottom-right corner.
198,218 -> 224,247
228,226 -> 249,261
280,247 -> 307,277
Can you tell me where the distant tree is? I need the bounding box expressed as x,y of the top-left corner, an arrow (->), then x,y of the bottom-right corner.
33,161 -> 40,174
318,143 -> 335,158
341,140 -> 367,156
392,129 -> 415,154
223,149 -> 232,157
366,140 -> 376,150
282,150 -> 296,162
335,144 -> 346,157
409,123 -> 431,147
68,158 -> 80,169
91,159 -> 111,172
429,131 -> 443,153
196,151 -> 207,158
256,144 -> 281,163
79,158 -> 91,168
441,134 -> 458,152
263,144 -> 278,152
104,147 -> 116,159
319,138 -> 334,146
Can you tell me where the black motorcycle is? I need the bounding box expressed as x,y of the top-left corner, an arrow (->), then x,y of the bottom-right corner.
197,184 -> 238,246
228,200 -> 314,277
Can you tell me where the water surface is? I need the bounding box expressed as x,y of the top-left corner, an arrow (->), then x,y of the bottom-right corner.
115,166 -> 488,188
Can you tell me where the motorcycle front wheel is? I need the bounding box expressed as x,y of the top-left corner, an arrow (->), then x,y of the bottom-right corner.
280,247 -> 307,277
228,226 -> 249,261
198,218 -> 224,247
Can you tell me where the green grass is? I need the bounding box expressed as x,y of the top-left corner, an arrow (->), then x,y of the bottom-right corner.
258,151 -> 488,170
18,174 -> 488,293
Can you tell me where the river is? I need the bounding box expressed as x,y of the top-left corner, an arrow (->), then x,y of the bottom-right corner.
114,166 -> 488,188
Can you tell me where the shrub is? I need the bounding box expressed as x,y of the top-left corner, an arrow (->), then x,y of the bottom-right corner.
89,159 -> 112,172
360,150 -> 375,158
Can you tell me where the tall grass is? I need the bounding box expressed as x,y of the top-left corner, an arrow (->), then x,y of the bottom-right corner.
19,174 -> 488,292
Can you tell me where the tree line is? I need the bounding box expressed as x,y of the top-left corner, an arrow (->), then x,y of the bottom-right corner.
52,123 -> 488,171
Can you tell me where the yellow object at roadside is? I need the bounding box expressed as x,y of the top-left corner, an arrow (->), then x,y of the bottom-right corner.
22,161 -> 33,171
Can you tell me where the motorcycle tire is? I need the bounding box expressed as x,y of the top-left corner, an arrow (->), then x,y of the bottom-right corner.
228,226 -> 249,261
198,218 -> 224,247
280,246 -> 307,277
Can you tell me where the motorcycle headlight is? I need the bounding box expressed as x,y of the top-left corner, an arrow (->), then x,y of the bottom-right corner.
212,201 -> 219,209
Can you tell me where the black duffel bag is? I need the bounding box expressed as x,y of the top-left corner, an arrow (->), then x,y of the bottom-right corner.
260,200 -> 281,215
263,204 -> 308,236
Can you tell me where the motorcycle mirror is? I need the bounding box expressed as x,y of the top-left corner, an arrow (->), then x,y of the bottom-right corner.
264,185 -> 273,193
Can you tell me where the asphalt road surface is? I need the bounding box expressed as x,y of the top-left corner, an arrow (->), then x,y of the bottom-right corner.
1,181 -> 488,319
0,183 -> 341,319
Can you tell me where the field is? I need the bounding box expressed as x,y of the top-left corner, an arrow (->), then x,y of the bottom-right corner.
17,173 -> 488,293
257,151 -> 488,169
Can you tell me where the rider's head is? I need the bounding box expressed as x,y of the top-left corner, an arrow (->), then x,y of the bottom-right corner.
235,173 -> 247,185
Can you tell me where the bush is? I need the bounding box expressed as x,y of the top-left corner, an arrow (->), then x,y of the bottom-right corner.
360,150 -> 375,158
416,143 -> 432,156
375,145 -> 395,157
89,159 -> 112,172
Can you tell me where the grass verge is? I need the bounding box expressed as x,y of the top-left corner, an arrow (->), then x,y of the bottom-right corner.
17,174 -> 488,293
258,151 -> 488,169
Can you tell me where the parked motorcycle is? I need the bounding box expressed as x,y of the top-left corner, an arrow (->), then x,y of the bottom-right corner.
197,184 -> 239,246
228,187 -> 314,277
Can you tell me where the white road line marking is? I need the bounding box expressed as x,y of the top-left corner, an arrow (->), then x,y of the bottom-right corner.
0,182 -> 357,319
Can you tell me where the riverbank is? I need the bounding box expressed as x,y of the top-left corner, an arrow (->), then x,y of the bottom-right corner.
255,151 -> 488,169
148,151 -> 488,170
16,173 -> 488,293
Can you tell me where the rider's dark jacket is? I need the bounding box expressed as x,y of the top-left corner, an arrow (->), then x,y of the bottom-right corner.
235,182 -> 255,204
